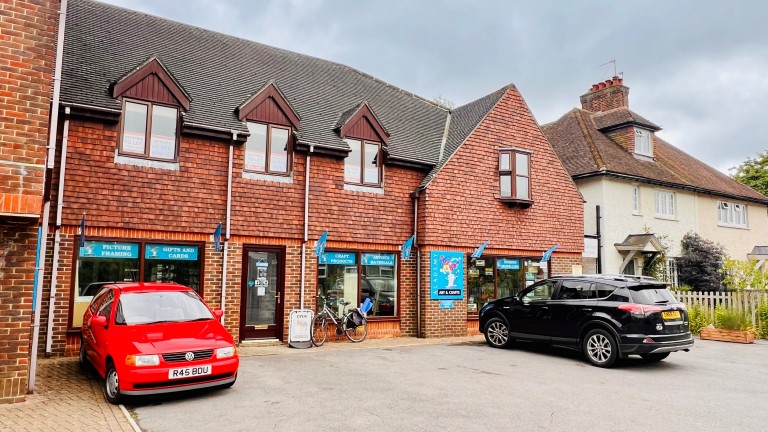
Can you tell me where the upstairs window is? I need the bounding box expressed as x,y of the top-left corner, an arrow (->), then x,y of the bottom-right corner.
499,149 -> 531,202
244,122 -> 291,175
344,138 -> 381,186
634,128 -> 652,157
632,185 -> 640,214
654,190 -> 675,218
119,100 -> 179,161
718,201 -> 747,227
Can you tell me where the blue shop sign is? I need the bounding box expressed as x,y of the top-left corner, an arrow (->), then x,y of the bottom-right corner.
318,252 -> 356,265
79,242 -> 139,259
145,244 -> 199,261
361,253 -> 395,266
429,251 -> 464,300
497,258 -> 521,270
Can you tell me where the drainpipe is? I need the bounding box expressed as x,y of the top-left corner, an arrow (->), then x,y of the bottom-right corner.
300,144 -> 315,310
413,191 -> 421,338
221,133 -> 236,322
30,0 -> 68,392
45,107 -> 70,356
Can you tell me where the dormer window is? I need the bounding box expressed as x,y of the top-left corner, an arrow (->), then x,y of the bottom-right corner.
244,122 -> 291,175
344,138 -> 381,186
634,128 -> 653,157
119,99 -> 179,161
499,149 -> 531,203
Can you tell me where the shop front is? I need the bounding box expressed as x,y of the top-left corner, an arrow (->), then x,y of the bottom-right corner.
71,240 -> 203,328
466,256 -> 549,316
240,246 -> 285,341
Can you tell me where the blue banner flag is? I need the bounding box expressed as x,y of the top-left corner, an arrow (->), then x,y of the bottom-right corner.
470,240 -> 489,259
213,223 -> 222,252
401,235 -> 414,260
315,230 -> 328,257
79,214 -> 86,247
542,244 -> 560,262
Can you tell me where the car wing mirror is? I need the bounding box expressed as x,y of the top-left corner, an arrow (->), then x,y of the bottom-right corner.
213,309 -> 224,320
91,315 -> 108,327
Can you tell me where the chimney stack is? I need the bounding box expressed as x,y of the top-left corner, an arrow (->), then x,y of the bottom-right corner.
580,76 -> 629,112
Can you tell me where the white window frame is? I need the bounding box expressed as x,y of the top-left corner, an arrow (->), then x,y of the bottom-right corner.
717,201 -> 748,228
654,190 -> 675,219
632,185 -> 641,214
634,128 -> 652,157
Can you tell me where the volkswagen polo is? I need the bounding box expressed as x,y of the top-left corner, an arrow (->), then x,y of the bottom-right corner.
80,282 -> 239,404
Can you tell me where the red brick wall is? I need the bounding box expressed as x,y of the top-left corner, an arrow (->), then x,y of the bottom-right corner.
0,0 -> 57,404
579,79 -> 629,112
418,86 -> 584,337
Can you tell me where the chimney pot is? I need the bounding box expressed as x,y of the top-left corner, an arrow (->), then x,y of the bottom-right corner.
605,79 -> 613,87
618,78 -> 623,85
612,76 -> 620,85
591,84 -> 599,91
598,82 -> 606,89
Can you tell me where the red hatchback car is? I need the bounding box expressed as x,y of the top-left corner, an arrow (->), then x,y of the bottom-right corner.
80,282 -> 239,404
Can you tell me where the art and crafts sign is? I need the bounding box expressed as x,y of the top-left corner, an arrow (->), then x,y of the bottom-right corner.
430,251 -> 464,300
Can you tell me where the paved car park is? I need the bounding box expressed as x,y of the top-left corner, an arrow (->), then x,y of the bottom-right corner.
129,337 -> 768,432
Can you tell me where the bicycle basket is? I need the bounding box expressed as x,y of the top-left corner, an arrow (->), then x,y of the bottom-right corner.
346,308 -> 365,329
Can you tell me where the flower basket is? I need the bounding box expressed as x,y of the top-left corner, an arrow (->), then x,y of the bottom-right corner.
700,327 -> 754,344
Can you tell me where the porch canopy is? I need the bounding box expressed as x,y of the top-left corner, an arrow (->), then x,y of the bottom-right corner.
614,234 -> 666,274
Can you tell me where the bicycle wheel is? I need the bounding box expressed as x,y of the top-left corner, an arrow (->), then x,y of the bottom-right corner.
311,315 -> 328,347
344,314 -> 367,343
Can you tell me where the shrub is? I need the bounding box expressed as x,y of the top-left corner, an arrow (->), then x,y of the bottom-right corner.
687,304 -> 708,335
677,284 -> 693,292
757,303 -> 768,340
677,232 -> 727,291
714,305 -> 752,331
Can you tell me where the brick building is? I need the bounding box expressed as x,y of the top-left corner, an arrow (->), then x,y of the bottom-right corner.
33,0 -> 584,357
0,0 -> 58,403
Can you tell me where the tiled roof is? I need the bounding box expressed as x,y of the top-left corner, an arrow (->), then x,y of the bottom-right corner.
541,109 -> 768,203
62,0 -> 448,164
591,107 -> 660,131
418,85 -> 511,189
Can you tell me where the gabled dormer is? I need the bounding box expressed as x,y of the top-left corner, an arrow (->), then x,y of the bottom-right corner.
335,102 -> 390,188
237,81 -> 300,177
112,57 -> 191,163
582,77 -> 661,161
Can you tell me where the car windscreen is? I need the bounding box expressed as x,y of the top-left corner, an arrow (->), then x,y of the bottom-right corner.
116,291 -> 213,325
628,285 -> 677,305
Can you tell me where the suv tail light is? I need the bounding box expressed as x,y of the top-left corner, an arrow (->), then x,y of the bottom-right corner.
618,303 -> 662,318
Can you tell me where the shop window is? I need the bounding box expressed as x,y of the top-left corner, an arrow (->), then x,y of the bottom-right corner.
467,257 -> 545,315
344,138 -> 382,186
119,99 -> 179,161
72,241 -> 202,328
499,149 -> 531,203
317,252 -> 398,318
244,122 -> 292,175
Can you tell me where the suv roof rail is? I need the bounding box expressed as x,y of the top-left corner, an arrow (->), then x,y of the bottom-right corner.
552,274 -> 661,283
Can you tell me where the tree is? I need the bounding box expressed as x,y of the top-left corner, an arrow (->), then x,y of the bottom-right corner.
721,258 -> 768,291
731,150 -> 768,196
677,232 -> 727,291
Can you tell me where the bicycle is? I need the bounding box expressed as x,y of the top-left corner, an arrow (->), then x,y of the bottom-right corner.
311,295 -> 368,346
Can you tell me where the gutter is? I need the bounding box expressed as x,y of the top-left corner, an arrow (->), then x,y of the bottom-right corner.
30,0 -> 68,393
220,133 -> 236,322
300,144 -> 315,309
45,107 -> 70,356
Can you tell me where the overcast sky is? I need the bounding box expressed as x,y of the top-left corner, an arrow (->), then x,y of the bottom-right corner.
101,0 -> 768,174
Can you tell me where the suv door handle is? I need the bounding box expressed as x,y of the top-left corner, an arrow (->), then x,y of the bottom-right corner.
582,308 -> 592,312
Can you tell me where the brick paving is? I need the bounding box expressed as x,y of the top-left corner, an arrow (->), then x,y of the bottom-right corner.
0,336 -> 484,432
0,358 -> 137,432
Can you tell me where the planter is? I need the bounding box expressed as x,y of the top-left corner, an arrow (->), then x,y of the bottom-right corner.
700,327 -> 754,344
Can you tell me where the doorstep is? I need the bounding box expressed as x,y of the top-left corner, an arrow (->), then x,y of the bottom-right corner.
238,338 -> 282,348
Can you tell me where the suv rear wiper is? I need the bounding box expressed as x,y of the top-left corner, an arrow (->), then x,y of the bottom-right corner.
655,300 -> 670,304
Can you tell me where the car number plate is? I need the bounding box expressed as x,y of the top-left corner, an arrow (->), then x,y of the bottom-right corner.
168,365 -> 211,380
662,311 -> 681,320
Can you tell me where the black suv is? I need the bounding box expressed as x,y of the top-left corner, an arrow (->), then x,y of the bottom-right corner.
479,275 -> 693,367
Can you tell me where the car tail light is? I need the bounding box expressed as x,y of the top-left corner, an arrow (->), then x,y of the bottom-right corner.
618,303 -> 663,318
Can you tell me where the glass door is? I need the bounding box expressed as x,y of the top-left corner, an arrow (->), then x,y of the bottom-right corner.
240,248 -> 284,340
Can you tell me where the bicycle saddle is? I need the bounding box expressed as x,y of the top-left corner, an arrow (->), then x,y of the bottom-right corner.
338,299 -> 350,306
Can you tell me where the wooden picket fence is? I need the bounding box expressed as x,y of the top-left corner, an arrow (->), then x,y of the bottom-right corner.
673,290 -> 768,332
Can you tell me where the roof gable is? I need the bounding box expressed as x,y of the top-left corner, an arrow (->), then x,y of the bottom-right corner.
237,81 -> 300,129
112,56 -> 190,110
336,102 -> 389,144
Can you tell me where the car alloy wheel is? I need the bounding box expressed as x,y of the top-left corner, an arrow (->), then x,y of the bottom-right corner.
78,339 -> 89,371
583,329 -> 618,368
484,318 -> 510,348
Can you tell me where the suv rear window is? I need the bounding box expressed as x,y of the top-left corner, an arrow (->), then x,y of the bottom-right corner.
628,285 -> 676,305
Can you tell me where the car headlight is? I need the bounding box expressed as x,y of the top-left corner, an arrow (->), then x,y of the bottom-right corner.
125,354 -> 160,367
216,346 -> 236,359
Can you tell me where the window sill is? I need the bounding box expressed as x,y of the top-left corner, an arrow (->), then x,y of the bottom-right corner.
654,214 -> 677,221
344,183 -> 384,195
499,197 -> 533,208
632,211 -> 642,216
243,171 -> 294,184
717,223 -> 749,230
115,151 -> 180,171
633,153 -> 654,161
